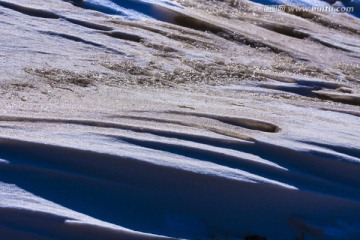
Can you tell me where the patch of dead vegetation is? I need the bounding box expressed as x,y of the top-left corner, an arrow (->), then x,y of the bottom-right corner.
336,63 -> 360,82
23,59 -> 352,92
102,59 -> 266,87
174,0 -> 259,18
0,82 -> 38,101
9,82 -> 37,91
24,67 -> 97,89
270,58 -> 342,81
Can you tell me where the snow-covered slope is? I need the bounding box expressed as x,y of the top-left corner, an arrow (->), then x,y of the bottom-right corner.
0,0 -> 360,239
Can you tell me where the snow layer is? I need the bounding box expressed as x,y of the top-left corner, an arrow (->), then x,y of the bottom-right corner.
0,0 -> 360,239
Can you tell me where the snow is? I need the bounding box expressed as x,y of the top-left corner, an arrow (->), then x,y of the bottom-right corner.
0,0 -> 359,239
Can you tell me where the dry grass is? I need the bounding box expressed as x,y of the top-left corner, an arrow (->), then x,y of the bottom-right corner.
173,0 -> 257,17
24,67 -> 97,89
102,59 -> 263,87
337,63 -> 360,81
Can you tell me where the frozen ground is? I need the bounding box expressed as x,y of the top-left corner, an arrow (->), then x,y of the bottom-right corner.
0,0 -> 360,239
